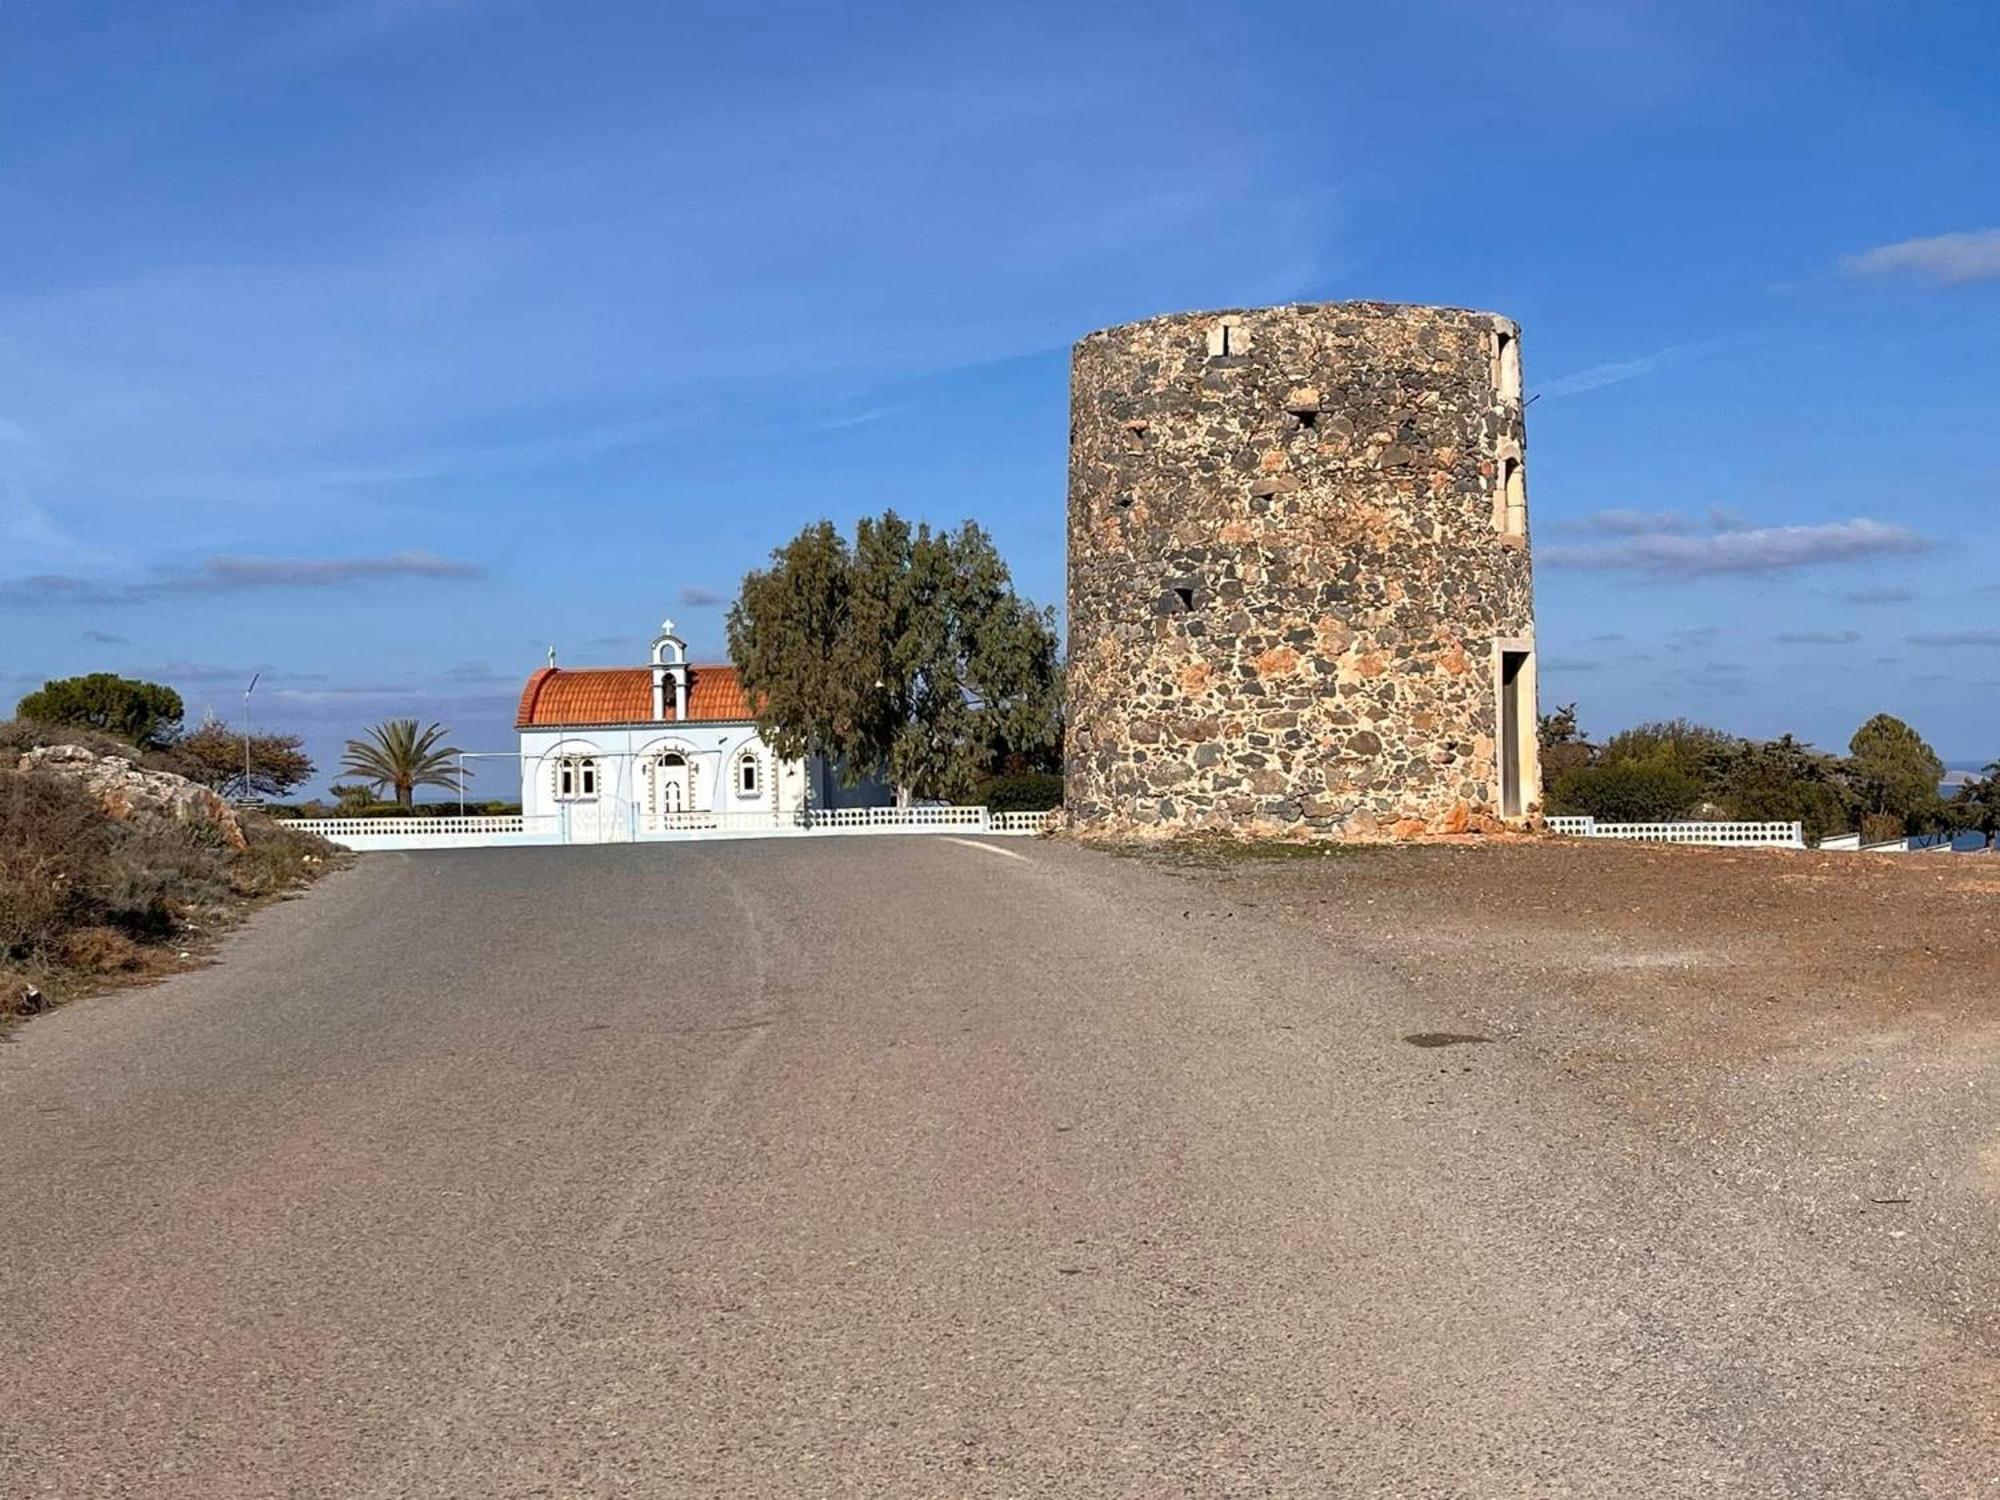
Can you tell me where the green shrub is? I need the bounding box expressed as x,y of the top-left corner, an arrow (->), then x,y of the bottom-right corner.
975,771 -> 1063,812
1549,758 -> 1704,822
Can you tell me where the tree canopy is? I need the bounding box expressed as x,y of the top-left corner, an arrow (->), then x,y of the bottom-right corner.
1847,713 -> 1945,830
1545,707 -> 1958,843
15,673 -> 184,749
1950,762 -> 2000,849
728,512 -> 1062,803
171,721 -> 315,800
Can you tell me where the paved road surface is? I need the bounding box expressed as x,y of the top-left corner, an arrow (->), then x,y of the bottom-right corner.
2,840 -> 1992,1496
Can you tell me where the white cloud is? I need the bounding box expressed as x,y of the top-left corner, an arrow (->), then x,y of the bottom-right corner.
1908,630 -> 2000,647
1542,516 -> 1929,576
1775,630 -> 1860,645
1555,508 -> 1693,536
0,551 -> 484,605
1843,229 -> 2000,286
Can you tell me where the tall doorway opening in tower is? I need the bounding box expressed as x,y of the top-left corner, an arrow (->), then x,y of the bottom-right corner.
1499,649 -> 1531,819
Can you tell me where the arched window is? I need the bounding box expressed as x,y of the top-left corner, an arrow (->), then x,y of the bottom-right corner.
737,752 -> 761,798
556,754 -> 599,800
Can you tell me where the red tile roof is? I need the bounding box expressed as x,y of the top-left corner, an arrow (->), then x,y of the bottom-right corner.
514,665 -> 757,728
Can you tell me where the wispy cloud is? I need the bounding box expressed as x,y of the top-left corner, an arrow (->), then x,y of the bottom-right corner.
1542,515 -> 1930,576
1843,229 -> 2000,286
676,584 -> 727,608
807,407 -> 899,433
0,551 -> 483,606
1840,585 -> 1915,605
1534,338 -> 1738,401
1776,629 -> 1860,645
1556,508 -> 1695,536
1908,629 -> 2000,647
1542,657 -> 1600,671
147,660 -> 329,687
80,628 -> 128,645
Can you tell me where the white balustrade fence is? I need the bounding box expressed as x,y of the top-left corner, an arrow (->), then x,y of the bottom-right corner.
281,805 -> 1060,851
281,815 -> 528,838
1548,816 -> 1805,849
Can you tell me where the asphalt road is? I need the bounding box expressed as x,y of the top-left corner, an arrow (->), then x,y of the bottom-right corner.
2,838 -> 1992,1497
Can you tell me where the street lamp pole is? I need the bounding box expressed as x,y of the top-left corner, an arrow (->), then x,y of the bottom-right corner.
242,673 -> 259,801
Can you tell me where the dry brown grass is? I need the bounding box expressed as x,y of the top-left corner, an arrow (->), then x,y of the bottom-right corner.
0,755 -> 339,1031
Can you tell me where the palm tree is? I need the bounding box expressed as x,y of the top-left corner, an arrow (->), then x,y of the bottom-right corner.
340,719 -> 461,809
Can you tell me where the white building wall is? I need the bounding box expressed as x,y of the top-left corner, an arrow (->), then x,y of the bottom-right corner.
519,721 -> 816,842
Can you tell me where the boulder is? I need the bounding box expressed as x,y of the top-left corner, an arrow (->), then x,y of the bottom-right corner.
16,744 -> 247,851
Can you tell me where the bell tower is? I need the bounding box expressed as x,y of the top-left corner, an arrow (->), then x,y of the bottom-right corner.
650,617 -> 689,721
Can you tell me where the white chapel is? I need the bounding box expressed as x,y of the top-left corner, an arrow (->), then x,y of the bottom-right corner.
515,617 -> 882,840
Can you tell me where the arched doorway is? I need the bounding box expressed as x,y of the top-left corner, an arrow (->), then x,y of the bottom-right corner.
647,751 -> 694,827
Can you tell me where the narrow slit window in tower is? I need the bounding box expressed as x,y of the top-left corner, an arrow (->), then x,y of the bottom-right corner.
1499,456 -> 1527,537
1497,330 -> 1522,403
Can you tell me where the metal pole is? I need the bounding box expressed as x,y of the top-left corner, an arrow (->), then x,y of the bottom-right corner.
242,673 -> 259,801
458,751 -> 465,817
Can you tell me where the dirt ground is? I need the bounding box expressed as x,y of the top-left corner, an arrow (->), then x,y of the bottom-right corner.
1129,833 -> 2000,1356
1144,835 -> 2000,1056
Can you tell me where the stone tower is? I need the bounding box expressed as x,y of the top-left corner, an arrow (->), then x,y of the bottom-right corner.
1065,301 -> 1539,839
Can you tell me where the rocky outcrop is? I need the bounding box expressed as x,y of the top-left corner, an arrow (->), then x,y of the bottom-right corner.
16,744 -> 247,851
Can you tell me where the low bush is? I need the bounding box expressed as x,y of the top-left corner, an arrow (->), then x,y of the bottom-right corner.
975,771 -> 1064,812
1549,758 -> 1705,823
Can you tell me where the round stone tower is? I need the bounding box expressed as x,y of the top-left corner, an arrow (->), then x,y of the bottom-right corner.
1065,300 -> 1539,839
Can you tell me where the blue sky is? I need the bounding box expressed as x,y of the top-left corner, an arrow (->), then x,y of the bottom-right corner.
3,0 -> 1995,793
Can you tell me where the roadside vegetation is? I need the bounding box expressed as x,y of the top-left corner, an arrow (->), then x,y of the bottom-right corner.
2,677 -> 337,1030
1541,704 -> 1995,845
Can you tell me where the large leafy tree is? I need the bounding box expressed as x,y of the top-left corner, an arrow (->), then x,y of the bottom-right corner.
15,673 -> 184,749
171,720 -> 315,800
1847,712 -> 1945,833
1950,761 -> 2000,849
1718,733 -> 1854,843
729,511 -> 1062,804
340,720 -> 461,809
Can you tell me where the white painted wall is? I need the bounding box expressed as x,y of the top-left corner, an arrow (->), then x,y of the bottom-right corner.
519,721 -> 853,843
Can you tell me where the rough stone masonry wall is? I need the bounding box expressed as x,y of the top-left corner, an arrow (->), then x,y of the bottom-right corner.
1065,300 -> 1537,839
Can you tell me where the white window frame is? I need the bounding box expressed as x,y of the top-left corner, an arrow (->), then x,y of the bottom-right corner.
737,752 -> 761,798
555,753 -> 600,802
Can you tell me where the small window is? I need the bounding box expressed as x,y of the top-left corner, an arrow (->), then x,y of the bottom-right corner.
1499,456 -> 1527,537
738,753 -> 760,796
556,754 -> 599,800
1205,317 -> 1249,359
1496,330 -> 1522,403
